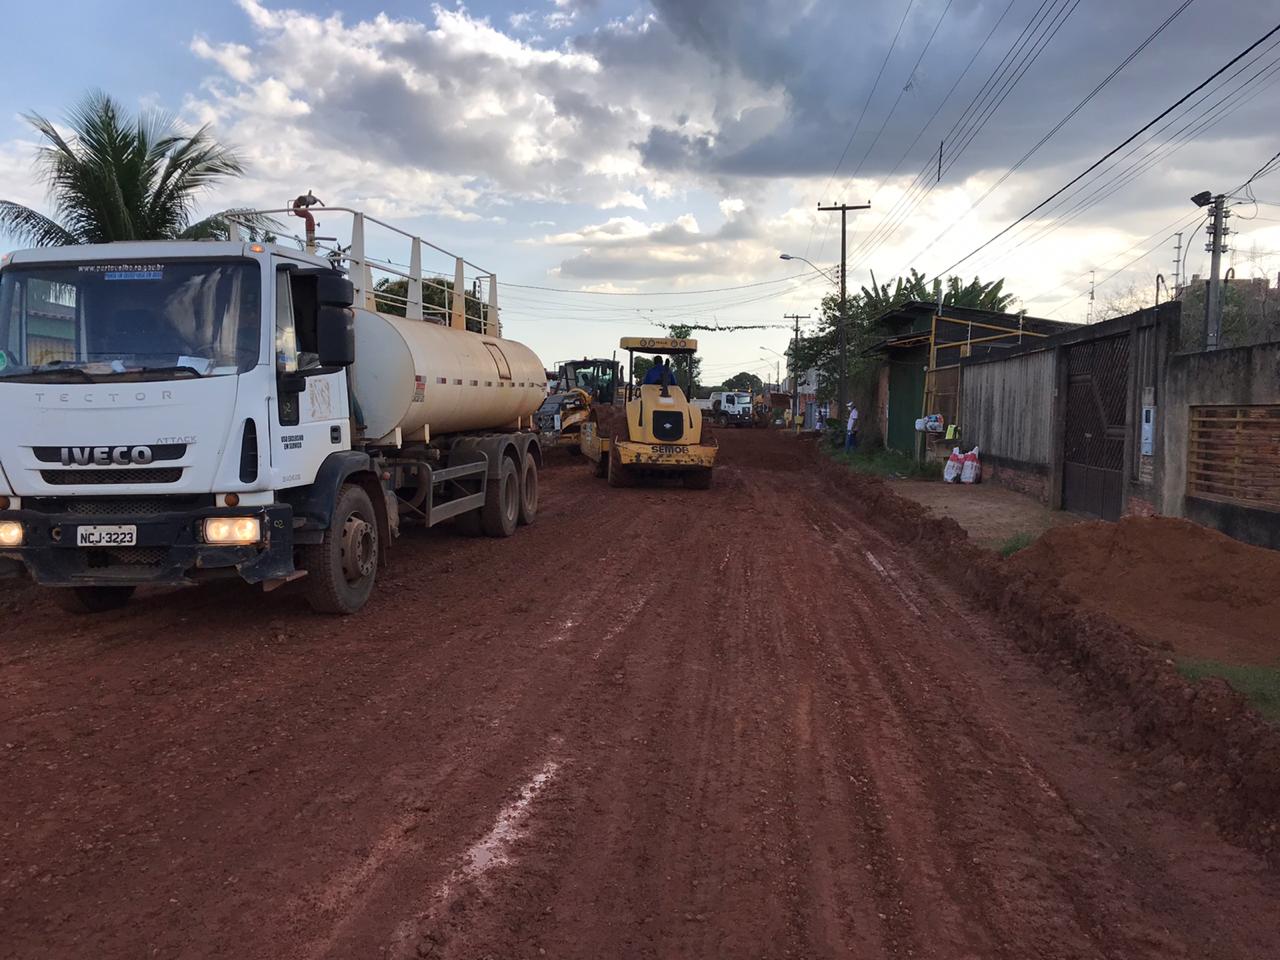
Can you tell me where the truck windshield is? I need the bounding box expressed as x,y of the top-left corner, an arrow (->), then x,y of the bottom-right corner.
0,259 -> 260,382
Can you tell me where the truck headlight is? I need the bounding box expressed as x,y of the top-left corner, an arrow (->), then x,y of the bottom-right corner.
203,517 -> 261,545
0,520 -> 23,546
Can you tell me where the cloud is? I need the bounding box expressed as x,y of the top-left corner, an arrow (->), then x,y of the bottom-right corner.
190,38 -> 257,84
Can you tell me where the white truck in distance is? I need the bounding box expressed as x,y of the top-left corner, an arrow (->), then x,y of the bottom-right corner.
0,202 -> 546,614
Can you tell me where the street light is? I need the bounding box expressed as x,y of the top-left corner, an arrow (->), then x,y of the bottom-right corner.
759,347 -> 781,392
779,253 -> 838,286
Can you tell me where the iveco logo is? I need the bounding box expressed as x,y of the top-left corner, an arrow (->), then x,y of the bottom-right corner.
60,446 -> 155,466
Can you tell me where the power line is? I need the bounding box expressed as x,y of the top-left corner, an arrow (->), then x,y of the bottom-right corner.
907,0 -> 1197,264
823,0 -> 917,191
935,21 -> 1280,277
841,0 -> 1080,272
850,0 -> 1020,215
1038,146 -> 1280,320
503,269 -> 822,297
800,0 -> 916,265
962,38 -> 1280,276
840,0 -> 959,188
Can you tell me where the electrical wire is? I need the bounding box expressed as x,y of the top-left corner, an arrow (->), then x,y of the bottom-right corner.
801,0 -> 917,262
906,0 -> 1197,265
961,39 -> 1280,276
933,22 -> 1280,278
503,270 -> 821,296
840,0 -> 1080,271
841,0 -> 959,187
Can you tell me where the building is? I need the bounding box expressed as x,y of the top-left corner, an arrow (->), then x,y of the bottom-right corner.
865,301 -> 1073,458
958,301 -> 1280,550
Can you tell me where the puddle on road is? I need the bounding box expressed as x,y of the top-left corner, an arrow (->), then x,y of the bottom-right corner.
390,754 -> 564,958
460,760 -> 561,875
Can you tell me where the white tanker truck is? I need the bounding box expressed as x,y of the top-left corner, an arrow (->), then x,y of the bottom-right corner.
0,202 -> 548,614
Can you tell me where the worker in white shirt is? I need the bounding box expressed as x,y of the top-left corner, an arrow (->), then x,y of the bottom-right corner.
844,404 -> 860,452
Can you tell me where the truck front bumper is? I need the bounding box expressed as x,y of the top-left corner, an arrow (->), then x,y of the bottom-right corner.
0,501 -> 295,587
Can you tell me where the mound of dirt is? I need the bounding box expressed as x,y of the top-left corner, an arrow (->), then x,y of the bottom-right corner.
1008,517 -> 1280,666
813,455 -> 1280,864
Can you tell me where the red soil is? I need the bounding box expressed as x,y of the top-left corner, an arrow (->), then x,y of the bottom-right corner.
2,430 -> 1279,959
1009,516 -> 1280,666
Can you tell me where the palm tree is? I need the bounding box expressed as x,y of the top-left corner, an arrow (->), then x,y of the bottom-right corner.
0,90 -> 270,246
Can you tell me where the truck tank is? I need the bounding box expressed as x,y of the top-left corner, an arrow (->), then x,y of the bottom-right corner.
350,308 -> 548,440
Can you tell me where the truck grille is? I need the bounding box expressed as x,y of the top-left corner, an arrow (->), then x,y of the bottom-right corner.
41,468 -> 183,486
102,547 -> 168,567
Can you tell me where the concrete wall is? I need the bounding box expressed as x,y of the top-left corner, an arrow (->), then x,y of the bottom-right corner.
1159,341 -> 1280,549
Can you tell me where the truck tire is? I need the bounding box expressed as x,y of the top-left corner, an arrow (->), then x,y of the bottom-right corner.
482,455 -> 520,537
593,450 -> 608,478
518,451 -> 539,525
54,585 -> 135,614
684,468 -> 713,490
301,483 -> 379,615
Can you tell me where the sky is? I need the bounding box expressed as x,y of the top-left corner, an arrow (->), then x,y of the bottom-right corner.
2,0 -> 1279,382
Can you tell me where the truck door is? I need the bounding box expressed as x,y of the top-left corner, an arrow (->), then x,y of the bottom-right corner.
271,263 -> 351,489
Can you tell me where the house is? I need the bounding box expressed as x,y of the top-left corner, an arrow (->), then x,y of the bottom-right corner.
865,301 -> 1073,458
957,300 -> 1280,550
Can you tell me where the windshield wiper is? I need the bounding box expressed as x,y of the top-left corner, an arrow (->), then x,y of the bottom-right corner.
0,367 -> 95,383
103,365 -> 205,382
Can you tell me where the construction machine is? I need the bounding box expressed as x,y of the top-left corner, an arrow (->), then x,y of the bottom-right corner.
581,337 -> 717,488
534,357 -> 620,453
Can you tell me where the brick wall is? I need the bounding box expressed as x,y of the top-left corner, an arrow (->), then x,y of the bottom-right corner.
984,456 -> 1050,503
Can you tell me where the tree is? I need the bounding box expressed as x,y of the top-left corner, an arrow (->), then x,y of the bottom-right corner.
667,323 -> 702,389
1094,281 -> 1149,322
722,371 -> 764,393
373,276 -> 485,333
0,90 -> 271,246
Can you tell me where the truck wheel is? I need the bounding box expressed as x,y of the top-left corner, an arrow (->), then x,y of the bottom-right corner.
593,451 -> 608,478
685,468 -> 713,490
482,455 -> 520,537
518,451 -> 539,526
54,585 -> 135,614
301,484 -> 379,615
717,413 -> 727,427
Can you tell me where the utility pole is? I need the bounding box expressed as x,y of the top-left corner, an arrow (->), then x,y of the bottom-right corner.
1172,231 -> 1183,296
1086,270 -> 1096,324
817,201 -> 870,421
783,313 -> 810,425
1205,194 -> 1229,349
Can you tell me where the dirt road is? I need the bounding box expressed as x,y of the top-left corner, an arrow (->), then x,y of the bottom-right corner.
3,429 -> 1277,959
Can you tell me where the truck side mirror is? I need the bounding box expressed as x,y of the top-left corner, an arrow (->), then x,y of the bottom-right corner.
317,306 -> 355,367
316,274 -> 355,308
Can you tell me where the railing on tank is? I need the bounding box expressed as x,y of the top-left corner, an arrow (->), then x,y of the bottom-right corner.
228,202 -> 500,337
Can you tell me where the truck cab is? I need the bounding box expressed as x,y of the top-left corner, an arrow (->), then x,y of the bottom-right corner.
708,391 -> 753,427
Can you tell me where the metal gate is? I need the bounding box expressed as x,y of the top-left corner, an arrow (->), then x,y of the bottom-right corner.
1063,334 -> 1129,520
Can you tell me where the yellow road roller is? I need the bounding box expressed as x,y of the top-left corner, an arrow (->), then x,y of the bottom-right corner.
581,337 -> 717,488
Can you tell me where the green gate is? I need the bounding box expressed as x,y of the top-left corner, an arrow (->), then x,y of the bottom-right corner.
886,353 -> 925,455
